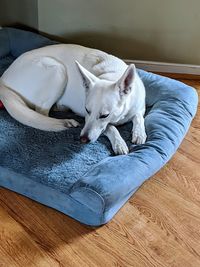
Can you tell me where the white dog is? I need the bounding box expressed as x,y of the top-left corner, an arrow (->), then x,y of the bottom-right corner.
0,44 -> 146,155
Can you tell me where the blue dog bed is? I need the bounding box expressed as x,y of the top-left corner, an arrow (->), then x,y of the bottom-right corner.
0,28 -> 198,225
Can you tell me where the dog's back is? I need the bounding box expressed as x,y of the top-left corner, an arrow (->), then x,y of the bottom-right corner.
1,44 -> 127,116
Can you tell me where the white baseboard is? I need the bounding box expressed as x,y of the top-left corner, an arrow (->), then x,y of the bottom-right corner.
124,60 -> 200,75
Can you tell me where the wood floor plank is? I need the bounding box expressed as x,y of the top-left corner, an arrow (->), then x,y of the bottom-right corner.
0,206 -> 57,267
0,191 -> 94,267
0,76 -> 200,267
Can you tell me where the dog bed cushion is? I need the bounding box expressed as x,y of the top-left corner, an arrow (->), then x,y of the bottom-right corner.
0,28 -> 198,225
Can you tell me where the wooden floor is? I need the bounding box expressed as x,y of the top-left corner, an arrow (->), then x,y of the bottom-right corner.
0,75 -> 200,267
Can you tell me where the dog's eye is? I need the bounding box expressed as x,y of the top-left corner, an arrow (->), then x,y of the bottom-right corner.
99,113 -> 109,119
85,107 -> 91,114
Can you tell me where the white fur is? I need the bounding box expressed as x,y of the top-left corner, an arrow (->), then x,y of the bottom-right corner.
0,44 -> 146,155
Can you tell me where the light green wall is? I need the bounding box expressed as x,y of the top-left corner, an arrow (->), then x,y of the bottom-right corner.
0,0 -> 38,29
1,0 -> 199,64
38,0 -> 200,65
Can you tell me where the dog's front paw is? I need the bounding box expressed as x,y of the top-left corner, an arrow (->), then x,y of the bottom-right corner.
64,119 -> 80,128
132,130 -> 147,145
113,139 -> 129,155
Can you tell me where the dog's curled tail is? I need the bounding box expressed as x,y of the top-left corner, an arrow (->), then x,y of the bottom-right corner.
0,83 -> 79,131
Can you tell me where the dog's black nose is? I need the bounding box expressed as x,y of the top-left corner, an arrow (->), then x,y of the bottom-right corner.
80,135 -> 90,144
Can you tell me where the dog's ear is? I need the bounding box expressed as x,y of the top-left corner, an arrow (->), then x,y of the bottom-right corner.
76,61 -> 98,91
117,64 -> 136,96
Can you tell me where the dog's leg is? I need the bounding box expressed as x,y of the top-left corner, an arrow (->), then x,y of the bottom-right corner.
53,104 -> 70,112
132,113 -> 147,144
104,125 -> 129,155
35,106 -> 50,116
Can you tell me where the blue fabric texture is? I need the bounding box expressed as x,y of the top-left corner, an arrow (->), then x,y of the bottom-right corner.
0,28 -> 198,225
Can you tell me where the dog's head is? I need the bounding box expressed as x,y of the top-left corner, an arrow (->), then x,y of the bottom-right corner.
76,61 -> 136,143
